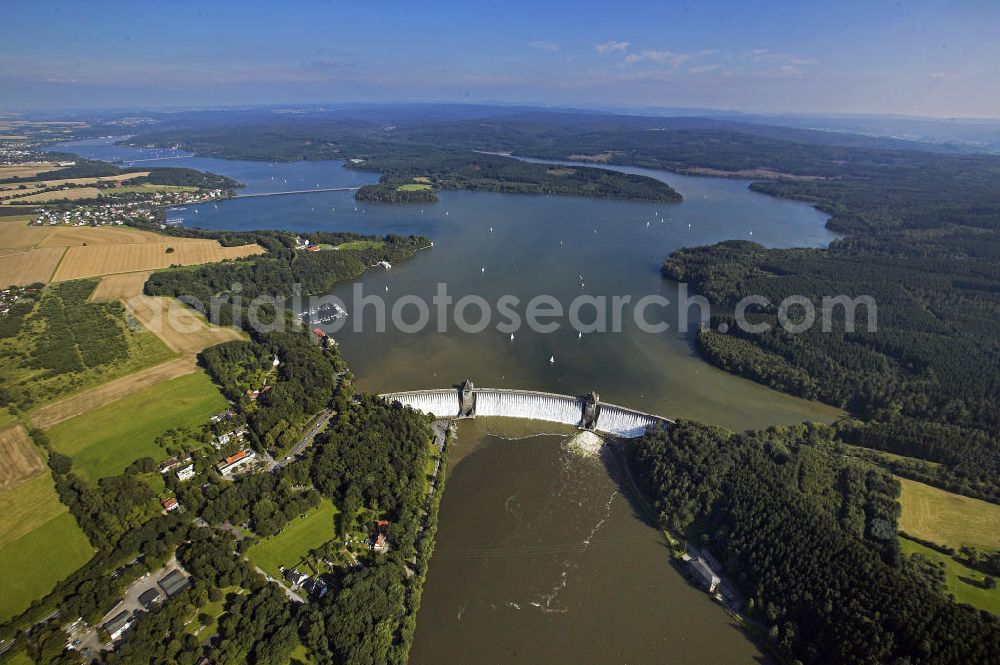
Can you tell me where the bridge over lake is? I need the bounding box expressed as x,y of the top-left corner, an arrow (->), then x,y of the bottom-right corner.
232,186 -> 361,199
380,381 -> 672,438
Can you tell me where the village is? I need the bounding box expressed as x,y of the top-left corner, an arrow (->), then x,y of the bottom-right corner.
28,188 -> 228,228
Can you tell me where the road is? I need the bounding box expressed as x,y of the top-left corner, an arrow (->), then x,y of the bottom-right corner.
272,408 -> 334,469
250,563 -> 306,604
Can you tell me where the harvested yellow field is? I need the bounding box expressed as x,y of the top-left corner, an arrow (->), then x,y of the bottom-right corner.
0,163 -> 59,179
8,187 -> 102,204
0,425 -> 45,493
1,216 -> 262,285
52,240 -> 263,281
0,247 -> 65,287
125,295 -> 243,355
897,476 -> 1000,550
37,172 -> 148,187
28,356 -> 199,429
90,271 -> 151,301
0,172 -> 149,192
0,218 -> 188,252
35,225 -> 176,248
0,217 -> 48,250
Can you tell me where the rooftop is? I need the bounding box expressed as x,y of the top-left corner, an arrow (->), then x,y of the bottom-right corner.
158,570 -> 191,597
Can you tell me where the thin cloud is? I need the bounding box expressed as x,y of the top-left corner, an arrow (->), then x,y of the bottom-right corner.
625,50 -> 690,67
529,40 -> 560,52
687,63 -> 723,75
595,40 -> 630,54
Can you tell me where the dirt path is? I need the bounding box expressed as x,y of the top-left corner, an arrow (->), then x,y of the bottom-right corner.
28,356 -> 199,429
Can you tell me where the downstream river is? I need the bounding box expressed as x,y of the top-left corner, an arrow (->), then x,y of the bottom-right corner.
59,137 -> 842,663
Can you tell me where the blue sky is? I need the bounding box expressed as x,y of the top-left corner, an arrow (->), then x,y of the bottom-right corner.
2,0 -> 999,117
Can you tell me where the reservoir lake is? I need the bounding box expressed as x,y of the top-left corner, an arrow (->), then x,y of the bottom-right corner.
59,137 -> 842,663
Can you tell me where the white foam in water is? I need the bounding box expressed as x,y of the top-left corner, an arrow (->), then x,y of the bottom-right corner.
566,430 -> 603,458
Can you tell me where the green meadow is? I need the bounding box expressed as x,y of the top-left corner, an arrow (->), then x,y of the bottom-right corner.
899,537 -> 1000,615
46,370 -> 227,483
334,239 -> 385,251
0,474 -> 94,623
897,476 -> 1000,550
247,498 -> 337,580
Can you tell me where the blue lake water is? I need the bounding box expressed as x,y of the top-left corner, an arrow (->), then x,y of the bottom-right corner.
56,137 -> 841,430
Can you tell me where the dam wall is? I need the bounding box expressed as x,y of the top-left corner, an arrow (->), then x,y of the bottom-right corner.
596,405 -> 665,438
380,390 -> 460,418
475,389 -> 583,426
380,384 -> 671,438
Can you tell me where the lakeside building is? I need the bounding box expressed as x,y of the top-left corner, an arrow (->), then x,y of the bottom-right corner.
138,588 -> 161,610
216,449 -> 257,477
284,568 -> 309,587
102,611 -> 133,642
371,520 -> 391,553
683,554 -> 721,594
159,456 -> 191,474
210,409 -> 235,424
303,577 -> 329,599
158,570 -> 191,597
212,426 -> 248,450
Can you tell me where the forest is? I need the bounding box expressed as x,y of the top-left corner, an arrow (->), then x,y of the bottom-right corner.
199,331 -> 346,456
355,181 -> 439,203
663,236 -> 1000,500
145,232 -> 430,322
127,117 -> 684,203
347,150 -> 682,203
0,155 -> 240,191
629,421 -> 1000,665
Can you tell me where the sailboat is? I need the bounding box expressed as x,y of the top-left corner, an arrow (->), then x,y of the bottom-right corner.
549,355 -> 555,364
578,331 -> 582,339
510,333 -> 514,341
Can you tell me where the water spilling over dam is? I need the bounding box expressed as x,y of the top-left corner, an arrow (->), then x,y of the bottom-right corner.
380,381 -> 671,438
